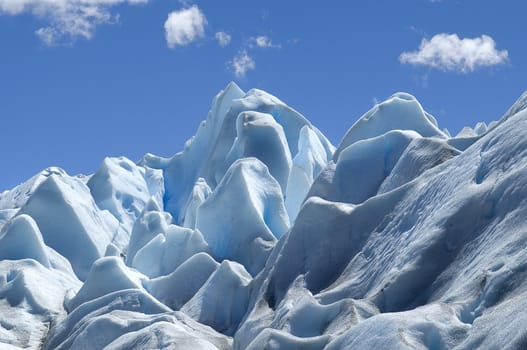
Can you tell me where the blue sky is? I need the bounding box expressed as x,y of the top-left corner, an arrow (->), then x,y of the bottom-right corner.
0,0 -> 524,190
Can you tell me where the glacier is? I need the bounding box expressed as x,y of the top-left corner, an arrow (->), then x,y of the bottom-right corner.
1,83 -> 527,349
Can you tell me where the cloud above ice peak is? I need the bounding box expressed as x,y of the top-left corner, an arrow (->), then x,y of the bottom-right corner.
230,50 -> 255,78
165,5 -> 207,49
215,31 -> 231,47
0,0 -> 148,45
400,33 -> 509,73
225,35 -> 279,78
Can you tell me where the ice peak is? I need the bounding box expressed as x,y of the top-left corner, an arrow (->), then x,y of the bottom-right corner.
334,92 -> 447,159
0,214 -> 50,267
502,90 -> 527,120
389,92 -> 417,101
224,81 -> 244,95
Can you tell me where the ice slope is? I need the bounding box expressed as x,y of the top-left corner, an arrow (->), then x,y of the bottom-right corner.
502,90 -> 527,121
44,289 -> 232,350
1,84 -> 527,349
234,101 -> 527,349
0,259 -> 81,349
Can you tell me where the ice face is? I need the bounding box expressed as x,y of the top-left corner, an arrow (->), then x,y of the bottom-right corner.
332,130 -> 420,204
131,225 -> 210,278
195,158 -> 289,276
1,85 -> 527,350
225,111 -> 292,194
182,177 -> 212,229
285,126 -> 331,222
88,157 -> 162,234
181,260 -> 252,336
65,256 -> 147,311
0,214 -> 50,267
125,198 -> 172,264
145,252 -> 219,310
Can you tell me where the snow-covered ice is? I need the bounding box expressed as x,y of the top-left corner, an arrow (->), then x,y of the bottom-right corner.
1,82 -> 527,349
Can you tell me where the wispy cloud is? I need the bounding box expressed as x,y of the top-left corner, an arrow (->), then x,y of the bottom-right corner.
215,31 -> 231,47
177,0 -> 193,6
230,50 -> 255,78
225,35 -> 280,78
165,5 -> 207,49
413,73 -> 429,88
260,9 -> 270,20
251,35 -> 279,48
0,0 -> 148,45
400,33 -> 509,73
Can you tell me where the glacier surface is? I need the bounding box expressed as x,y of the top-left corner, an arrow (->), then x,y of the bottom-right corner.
1,83 -> 527,349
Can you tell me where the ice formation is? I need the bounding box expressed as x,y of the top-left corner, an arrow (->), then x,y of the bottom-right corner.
1,82 -> 527,349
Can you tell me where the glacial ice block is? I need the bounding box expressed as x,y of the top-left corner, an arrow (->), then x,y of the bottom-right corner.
285,126 -> 330,222
0,214 -> 50,268
126,199 -> 172,264
333,130 -> 420,204
182,178 -> 212,229
195,158 -> 289,276
225,111 -> 292,194
131,225 -> 210,278
146,252 -> 220,310
20,174 -> 127,280
66,256 -> 146,311
181,260 -> 252,335
87,157 -> 155,233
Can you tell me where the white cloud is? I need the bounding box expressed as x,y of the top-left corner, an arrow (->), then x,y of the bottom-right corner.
0,0 -> 148,45
177,0 -> 193,6
215,31 -> 231,47
230,50 -> 255,78
252,35 -> 278,48
164,5 -> 207,49
400,33 -> 508,73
